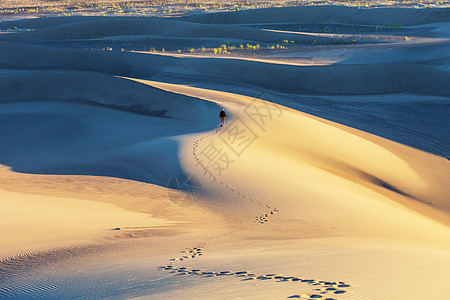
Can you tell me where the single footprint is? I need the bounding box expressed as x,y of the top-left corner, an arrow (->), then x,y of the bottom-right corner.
241,277 -> 254,281
333,290 -> 346,294
235,271 -> 247,275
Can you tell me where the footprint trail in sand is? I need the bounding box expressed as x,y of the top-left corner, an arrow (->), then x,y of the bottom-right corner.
193,126 -> 280,224
159,124 -> 352,299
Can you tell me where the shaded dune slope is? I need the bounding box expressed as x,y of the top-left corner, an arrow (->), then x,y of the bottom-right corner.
0,17 -> 343,44
0,69 -> 215,121
0,56 -> 219,187
182,5 -> 450,25
0,41 -> 448,97
0,98 -> 216,187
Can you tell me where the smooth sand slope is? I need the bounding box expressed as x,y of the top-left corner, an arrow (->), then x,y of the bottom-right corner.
0,5 -> 449,300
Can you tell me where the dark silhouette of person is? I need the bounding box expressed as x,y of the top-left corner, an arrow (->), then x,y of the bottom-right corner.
219,108 -> 226,127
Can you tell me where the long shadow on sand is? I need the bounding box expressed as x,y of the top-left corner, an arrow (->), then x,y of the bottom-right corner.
0,99 -> 218,187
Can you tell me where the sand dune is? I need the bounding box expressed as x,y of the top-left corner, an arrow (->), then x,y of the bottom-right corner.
183,5 -> 450,26
0,41 -> 449,97
265,39 -> 450,66
142,79 -> 450,226
0,4 -> 449,300
0,69 -> 217,121
0,17 -> 341,44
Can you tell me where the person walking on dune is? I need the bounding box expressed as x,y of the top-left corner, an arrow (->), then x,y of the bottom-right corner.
219,108 -> 226,127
